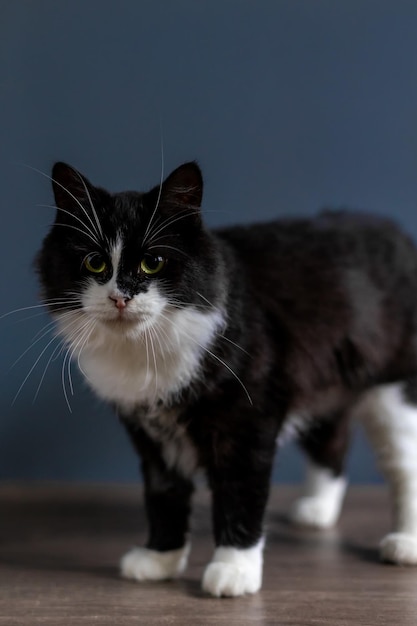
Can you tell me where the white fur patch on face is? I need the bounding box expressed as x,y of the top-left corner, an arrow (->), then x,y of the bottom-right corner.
202,538 -> 264,597
81,238 -> 168,332
289,462 -> 347,529
110,238 -> 123,280
121,542 -> 190,581
354,382 -> 417,564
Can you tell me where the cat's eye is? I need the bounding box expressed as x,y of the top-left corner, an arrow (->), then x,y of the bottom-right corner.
140,254 -> 166,276
84,252 -> 107,274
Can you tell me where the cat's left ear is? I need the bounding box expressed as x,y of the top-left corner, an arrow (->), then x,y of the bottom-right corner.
51,162 -> 96,218
160,162 -> 203,211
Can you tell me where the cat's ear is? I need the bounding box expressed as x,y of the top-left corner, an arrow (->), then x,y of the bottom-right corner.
51,162 -> 95,217
160,162 -> 203,210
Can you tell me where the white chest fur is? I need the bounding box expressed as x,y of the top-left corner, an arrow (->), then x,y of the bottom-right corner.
59,305 -> 224,412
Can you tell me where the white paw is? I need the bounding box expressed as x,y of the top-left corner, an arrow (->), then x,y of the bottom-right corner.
202,562 -> 260,597
120,543 -> 190,582
380,533 -> 417,565
202,540 -> 264,597
289,496 -> 340,529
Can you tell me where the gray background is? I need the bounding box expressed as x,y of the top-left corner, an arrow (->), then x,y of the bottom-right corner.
1,0 -> 417,483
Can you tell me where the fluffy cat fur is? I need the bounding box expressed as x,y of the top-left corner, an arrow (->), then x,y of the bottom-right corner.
36,161 -> 417,597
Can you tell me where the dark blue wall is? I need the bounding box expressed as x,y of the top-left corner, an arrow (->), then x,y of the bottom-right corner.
1,0 -> 417,482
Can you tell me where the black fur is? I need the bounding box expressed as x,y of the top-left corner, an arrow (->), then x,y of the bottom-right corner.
37,162 -> 417,554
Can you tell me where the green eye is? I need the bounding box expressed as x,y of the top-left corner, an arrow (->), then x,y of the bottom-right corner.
84,253 -> 107,274
140,254 -> 166,275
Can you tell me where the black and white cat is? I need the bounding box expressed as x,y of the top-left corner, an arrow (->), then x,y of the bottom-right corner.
37,161 -> 417,597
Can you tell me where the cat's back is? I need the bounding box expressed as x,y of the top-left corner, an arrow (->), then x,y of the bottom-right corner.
214,210 -> 417,294
214,210 -> 417,354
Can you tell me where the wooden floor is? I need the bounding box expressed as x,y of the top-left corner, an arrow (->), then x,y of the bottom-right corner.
1,484 -> 417,625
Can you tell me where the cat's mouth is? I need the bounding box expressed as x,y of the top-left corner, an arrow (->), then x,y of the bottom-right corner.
98,311 -> 154,332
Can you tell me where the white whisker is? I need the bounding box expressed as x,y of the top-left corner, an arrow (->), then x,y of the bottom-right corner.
195,291 -> 250,356
75,171 -> 104,241
146,209 -> 200,245
148,325 -> 159,403
195,291 -> 215,307
166,298 -> 212,312
12,311 -> 89,404
10,310 -> 79,370
12,331 -> 63,407
9,305 -> 79,326
144,329 -> 151,389
54,222 -> 101,247
217,333 -> 251,357
61,347 -> 72,413
58,318 -> 88,411
159,311 -> 253,406
38,204 -> 100,246
32,333 -> 66,404
142,133 -> 164,246
76,320 -> 96,383
66,316 -> 96,396
147,244 -> 188,257
0,300 -> 80,321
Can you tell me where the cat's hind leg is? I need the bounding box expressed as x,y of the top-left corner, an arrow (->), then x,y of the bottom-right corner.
355,382 -> 417,565
289,462 -> 347,529
289,413 -> 349,529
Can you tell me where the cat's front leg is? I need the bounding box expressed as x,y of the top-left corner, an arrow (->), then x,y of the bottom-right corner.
202,418 -> 277,597
120,421 -> 194,582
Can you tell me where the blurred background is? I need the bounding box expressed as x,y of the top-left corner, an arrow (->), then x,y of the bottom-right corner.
1,0 -> 417,483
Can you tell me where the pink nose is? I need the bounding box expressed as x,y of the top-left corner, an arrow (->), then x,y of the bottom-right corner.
109,295 -> 130,310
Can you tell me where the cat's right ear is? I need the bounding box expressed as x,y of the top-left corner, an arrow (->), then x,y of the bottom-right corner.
160,162 -> 203,211
51,162 -> 95,218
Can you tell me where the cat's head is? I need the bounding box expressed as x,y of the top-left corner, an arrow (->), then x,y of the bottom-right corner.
37,161 -> 223,341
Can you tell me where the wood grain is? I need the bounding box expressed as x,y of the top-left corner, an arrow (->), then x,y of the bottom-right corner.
1,484 -> 417,625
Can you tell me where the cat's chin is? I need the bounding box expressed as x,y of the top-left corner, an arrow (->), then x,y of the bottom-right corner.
99,315 -> 152,338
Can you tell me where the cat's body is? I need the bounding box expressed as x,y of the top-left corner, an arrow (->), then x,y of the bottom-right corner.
37,161 -> 417,597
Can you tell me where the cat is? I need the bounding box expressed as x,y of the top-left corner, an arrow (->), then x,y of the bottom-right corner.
36,160 -> 417,597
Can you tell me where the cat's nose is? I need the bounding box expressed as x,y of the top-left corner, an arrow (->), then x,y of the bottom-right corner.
109,295 -> 131,310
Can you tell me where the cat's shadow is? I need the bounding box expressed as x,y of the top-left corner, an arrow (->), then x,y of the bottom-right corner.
340,541 -> 379,563
0,550 -> 209,599
0,551 -> 119,580
269,512 -> 380,564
